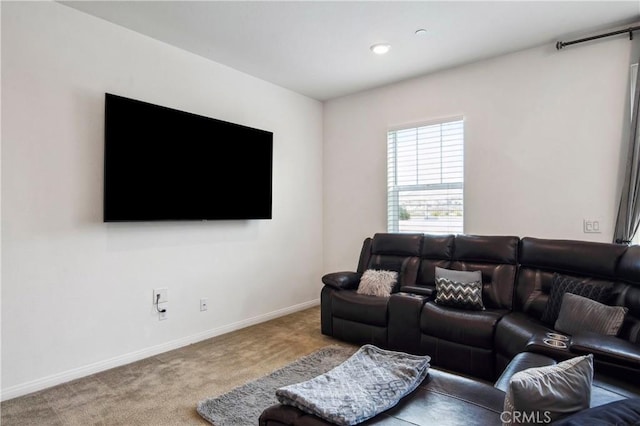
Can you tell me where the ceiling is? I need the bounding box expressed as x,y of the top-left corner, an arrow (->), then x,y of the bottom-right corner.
61,1 -> 640,101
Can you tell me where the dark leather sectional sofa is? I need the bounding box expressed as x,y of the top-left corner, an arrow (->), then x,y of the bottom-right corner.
260,234 -> 640,425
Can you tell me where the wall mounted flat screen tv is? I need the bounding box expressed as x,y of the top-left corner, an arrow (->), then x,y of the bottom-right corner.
104,93 -> 273,222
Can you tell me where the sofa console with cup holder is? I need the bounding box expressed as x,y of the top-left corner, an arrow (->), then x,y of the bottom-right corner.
320,233 -> 640,381
260,233 -> 640,425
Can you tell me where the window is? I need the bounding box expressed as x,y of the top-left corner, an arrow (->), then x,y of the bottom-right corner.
387,118 -> 464,234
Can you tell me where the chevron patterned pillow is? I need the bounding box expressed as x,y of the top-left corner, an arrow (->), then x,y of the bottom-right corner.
435,277 -> 485,310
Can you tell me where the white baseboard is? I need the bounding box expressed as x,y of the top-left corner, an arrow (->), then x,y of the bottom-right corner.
1,299 -> 320,401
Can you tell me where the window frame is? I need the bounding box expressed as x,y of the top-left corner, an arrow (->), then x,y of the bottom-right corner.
387,116 -> 465,235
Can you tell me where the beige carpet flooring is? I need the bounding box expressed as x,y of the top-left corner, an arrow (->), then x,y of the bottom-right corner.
1,306 -> 349,425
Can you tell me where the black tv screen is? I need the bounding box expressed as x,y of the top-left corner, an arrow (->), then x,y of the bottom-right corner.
104,93 -> 273,222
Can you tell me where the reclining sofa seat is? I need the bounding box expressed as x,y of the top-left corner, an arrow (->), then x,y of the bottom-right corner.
385,234 -> 456,354
260,349 -> 640,425
321,233 -> 520,380
321,233 -> 640,384
494,237 -> 640,377
398,234 -> 454,297
419,235 -> 519,380
616,245 -> 640,343
320,233 -> 422,347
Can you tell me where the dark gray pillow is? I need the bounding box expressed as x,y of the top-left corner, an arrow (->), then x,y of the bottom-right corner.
435,266 -> 482,284
552,398 -> 640,426
555,293 -> 627,336
435,277 -> 484,310
503,354 -> 593,426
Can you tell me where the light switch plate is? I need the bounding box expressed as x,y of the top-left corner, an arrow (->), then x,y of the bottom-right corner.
583,219 -> 601,234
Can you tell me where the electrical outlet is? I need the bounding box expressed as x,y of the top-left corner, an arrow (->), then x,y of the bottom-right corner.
157,302 -> 168,320
153,288 -> 168,304
200,298 -> 208,312
153,288 -> 169,321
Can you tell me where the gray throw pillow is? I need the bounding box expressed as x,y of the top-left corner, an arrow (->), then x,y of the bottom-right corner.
541,273 -> 612,325
502,354 -> 593,426
435,266 -> 482,284
555,293 -> 628,336
357,269 -> 398,297
435,277 -> 485,310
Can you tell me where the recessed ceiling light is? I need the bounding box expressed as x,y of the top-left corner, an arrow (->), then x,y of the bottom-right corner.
370,43 -> 391,55
415,29 -> 428,36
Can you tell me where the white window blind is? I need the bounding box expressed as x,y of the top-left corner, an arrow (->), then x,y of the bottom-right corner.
387,119 -> 464,234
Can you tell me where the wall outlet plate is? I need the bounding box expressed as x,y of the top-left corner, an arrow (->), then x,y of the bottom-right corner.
157,302 -> 168,320
153,288 -> 168,304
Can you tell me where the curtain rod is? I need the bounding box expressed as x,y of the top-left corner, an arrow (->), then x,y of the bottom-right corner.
556,25 -> 640,50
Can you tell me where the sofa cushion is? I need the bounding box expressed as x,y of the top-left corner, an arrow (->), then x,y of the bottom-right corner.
332,290 -> 388,327
435,266 -> 482,283
434,277 -> 484,310
421,301 -> 506,349
541,273 -> 612,325
519,238 -> 625,278
503,354 -> 593,425
591,374 -> 640,408
371,233 -> 423,256
366,233 -> 423,274
494,312 -> 554,361
555,293 -> 628,336
415,235 -> 455,289
357,270 -> 398,297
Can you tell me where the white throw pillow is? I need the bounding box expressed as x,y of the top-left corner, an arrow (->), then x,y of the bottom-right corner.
502,354 -> 593,426
357,269 -> 398,297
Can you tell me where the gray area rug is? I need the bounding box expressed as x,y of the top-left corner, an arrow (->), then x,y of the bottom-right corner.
196,345 -> 356,425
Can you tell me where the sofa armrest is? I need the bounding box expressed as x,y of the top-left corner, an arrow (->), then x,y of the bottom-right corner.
322,271 -> 361,290
388,292 -> 430,353
399,285 -> 435,298
569,332 -> 640,369
525,332 -> 575,361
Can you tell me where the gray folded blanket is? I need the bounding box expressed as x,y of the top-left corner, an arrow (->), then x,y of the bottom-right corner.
276,344 -> 431,426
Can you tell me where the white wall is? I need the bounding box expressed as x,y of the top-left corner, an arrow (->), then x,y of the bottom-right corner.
324,37 -> 634,272
1,2 -> 323,398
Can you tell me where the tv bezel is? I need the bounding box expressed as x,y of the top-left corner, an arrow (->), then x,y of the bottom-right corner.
103,93 -> 273,222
